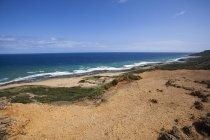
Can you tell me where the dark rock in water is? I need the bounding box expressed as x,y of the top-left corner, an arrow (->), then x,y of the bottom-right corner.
194,101 -> 204,110
182,126 -> 192,136
193,113 -> 210,137
158,126 -> 184,140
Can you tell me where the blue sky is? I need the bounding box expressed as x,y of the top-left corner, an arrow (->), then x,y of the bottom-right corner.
0,0 -> 210,53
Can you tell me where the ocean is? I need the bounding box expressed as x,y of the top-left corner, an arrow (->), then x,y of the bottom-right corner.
0,52 -> 190,85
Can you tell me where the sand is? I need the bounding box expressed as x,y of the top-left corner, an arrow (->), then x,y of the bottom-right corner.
0,72 -> 123,90
1,70 -> 210,140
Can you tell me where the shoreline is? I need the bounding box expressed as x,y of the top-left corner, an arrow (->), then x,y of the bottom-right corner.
0,55 -> 194,88
0,63 -> 156,87
0,56 -> 194,89
0,62 -> 166,89
0,72 -> 124,90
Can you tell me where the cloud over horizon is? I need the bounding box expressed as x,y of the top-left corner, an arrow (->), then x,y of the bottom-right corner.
175,11 -> 186,16
0,35 -> 105,53
0,35 -> 209,54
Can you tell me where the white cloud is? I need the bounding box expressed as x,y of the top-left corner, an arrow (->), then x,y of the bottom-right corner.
0,35 -> 16,41
118,0 -> 128,4
0,35 -> 105,53
175,11 -> 186,16
50,37 -> 57,41
0,35 -> 209,53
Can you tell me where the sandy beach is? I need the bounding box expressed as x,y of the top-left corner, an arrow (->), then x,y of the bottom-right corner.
0,72 -> 123,90
1,69 -> 210,140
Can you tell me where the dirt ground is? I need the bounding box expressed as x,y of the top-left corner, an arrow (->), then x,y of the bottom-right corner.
1,70 -> 210,140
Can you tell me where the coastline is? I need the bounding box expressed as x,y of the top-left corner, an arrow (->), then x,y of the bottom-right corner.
0,50 -> 210,140
0,62 -> 178,89
0,72 -> 123,90
0,54 -> 193,87
0,54 -> 194,88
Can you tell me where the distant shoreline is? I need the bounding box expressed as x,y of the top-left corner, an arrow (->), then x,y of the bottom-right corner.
0,55 -> 198,87
0,55 -> 198,88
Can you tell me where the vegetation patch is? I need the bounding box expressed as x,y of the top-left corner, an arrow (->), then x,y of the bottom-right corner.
119,73 -> 142,81
194,101 -> 204,110
0,91 -> 19,98
79,79 -> 86,83
193,113 -> 210,137
0,73 -> 141,104
155,50 -> 210,70
11,94 -> 33,104
165,79 -> 193,91
194,80 -> 210,89
190,91 -> 209,102
158,126 -> 184,140
149,99 -> 158,104
25,86 -> 97,103
182,126 -> 192,136
102,73 -> 141,90
0,86 -> 98,103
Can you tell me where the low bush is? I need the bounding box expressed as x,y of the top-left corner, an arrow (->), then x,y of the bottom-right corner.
11,95 -> 32,104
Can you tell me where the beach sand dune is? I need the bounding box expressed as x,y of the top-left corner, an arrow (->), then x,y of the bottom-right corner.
2,70 -> 210,140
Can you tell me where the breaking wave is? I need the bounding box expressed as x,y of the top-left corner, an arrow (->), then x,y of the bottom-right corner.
0,56 -> 190,86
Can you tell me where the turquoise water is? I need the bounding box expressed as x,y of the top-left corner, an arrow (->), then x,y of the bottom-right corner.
0,52 -> 190,85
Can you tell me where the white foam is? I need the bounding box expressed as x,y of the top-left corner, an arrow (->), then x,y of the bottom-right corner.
73,66 -> 124,74
124,61 -> 159,68
27,70 -> 45,74
27,72 -> 36,74
0,57 -> 187,86
48,71 -> 73,77
167,56 -> 198,62
0,61 -> 161,85
0,78 -> 8,82
0,71 -> 73,85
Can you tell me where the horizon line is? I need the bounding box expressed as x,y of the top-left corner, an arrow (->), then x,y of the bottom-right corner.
0,51 -> 197,55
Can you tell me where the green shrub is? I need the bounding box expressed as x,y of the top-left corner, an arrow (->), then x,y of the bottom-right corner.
117,73 -> 142,81
79,80 -> 86,83
111,79 -> 118,86
11,95 -> 32,104
0,91 -> 19,98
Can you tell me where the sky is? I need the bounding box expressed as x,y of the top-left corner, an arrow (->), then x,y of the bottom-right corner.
0,0 -> 210,53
